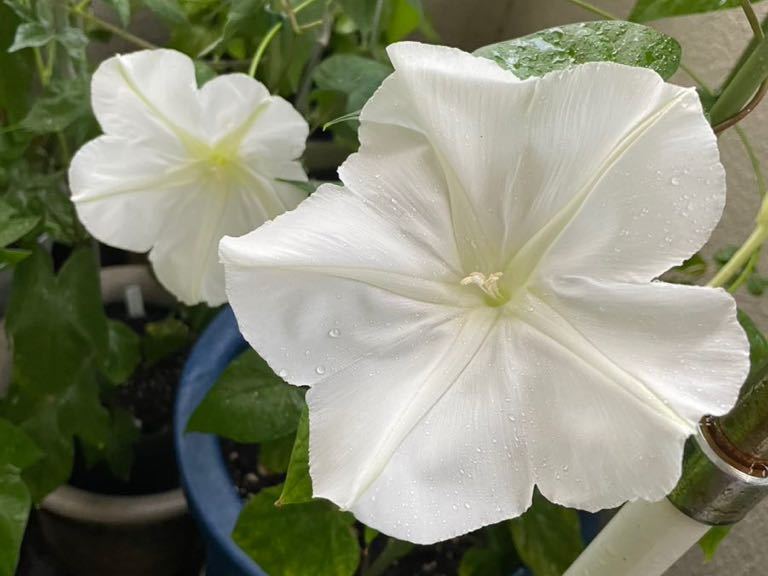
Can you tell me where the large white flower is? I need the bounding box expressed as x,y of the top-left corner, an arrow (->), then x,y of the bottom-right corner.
220,42 -> 749,543
69,49 -> 308,305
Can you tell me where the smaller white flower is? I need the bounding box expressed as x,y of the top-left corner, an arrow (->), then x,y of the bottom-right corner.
69,49 -> 309,305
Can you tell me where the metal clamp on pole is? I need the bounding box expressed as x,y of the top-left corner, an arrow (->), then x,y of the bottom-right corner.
668,415 -> 768,526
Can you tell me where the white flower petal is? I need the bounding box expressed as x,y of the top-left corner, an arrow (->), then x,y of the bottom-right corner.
70,136 -> 193,252
534,276 -> 749,423
91,49 -> 201,149
363,44 -> 723,286
198,73 -> 309,168
509,278 -> 748,509
221,183 -> 482,384
198,73 -> 271,143
505,308 -> 689,511
152,166 -> 300,305
360,42 -> 525,272
507,65 -> 723,285
238,96 -> 310,164
310,313 -> 535,544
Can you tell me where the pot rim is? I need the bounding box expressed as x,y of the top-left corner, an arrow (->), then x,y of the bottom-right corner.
40,485 -> 188,525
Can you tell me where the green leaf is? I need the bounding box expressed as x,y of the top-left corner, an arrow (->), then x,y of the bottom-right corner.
738,309 -> 768,383
141,0 -> 188,24
4,247 -> 112,500
459,523 -> 520,576
312,54 -> 392,113
194,60 -> 216,85
223,0 -> 271,41
142,316 -> 191,367
8,21 -> 53,52
0,3 -> 32,121
3,167 -> 87,245
103,0 -> 131,27
386,0 -> 419,42
337,0 -> 377,36
16,400 -> 73,501
6,247 -> 108,396
474,21 -> 682,81
259,433 -> 296,474
510,492 -> 583,576
187,349 -> 305,443
699,525 -> 731,561
364,526 -> 379,546
55,27 -> 88,60
630,0 -> 762,22
80,408 -> 140,482
0,418 -> 42,470
100,320 -> 141,385
0,465 -> 31,576
0,199 -> 39,247
715,245 -> 738,265
277,406 -> 311,505
365,538 -> 414,576
233,485 -> 360,576
0,248 -> 32,270
19,79 -> 90,134
747,274 -> 766,296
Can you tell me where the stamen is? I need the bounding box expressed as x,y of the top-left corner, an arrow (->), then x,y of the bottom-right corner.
460,271 -> 505,301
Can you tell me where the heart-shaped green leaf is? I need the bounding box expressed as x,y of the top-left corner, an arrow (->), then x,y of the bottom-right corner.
474,21 -> 681,80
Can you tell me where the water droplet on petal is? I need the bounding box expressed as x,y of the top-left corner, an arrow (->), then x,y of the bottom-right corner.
315,365 -> 326,375
328,328 -> 341,338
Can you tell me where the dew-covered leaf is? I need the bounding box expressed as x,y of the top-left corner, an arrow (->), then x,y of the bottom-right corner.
187,349 -> 305,443
474,21 -> 681,80
510,491 -> 583,576
233,484 -> 360,576
277,406 -> 311,505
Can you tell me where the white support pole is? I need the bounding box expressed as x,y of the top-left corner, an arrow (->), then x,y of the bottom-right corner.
564,499 -> 709,576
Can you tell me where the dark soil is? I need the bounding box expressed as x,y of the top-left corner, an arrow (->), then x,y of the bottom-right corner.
221,440 -> 286,498
220,441 -> 482,576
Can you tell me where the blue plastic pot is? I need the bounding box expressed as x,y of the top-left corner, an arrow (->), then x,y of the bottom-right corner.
174,306 -> 262,576
175,307 -> 599,576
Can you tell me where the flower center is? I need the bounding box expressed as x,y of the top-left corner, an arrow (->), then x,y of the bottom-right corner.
460,271 -> 507,304
209,149 -> 232,167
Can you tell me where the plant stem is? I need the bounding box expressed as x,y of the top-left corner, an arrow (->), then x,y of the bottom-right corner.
741,0 -> 763,37
708,225 -> 768,288
363,539 -> 414,576
249,22 -> 282,77
248,0 -> 324,77
727,246 -> 761,293
72,6 -> 158,50
736,125 -> 767,197
710,1 -> 768,129
369,0 -> 386,49
565,0 -> 617,20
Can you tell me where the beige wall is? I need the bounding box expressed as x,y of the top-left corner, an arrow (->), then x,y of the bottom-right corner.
424,2 -> 768,574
